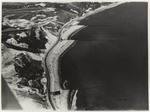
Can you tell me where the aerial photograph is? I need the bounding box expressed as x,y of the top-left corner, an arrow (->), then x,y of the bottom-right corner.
1,1 -> 148,110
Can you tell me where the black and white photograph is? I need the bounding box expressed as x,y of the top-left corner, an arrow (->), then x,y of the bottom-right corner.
1,1 -> 149,111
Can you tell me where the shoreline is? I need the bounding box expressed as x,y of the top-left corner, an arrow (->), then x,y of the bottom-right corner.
44,2 -> 125,110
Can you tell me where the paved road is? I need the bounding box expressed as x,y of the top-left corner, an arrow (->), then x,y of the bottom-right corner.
44,20 -> 85,110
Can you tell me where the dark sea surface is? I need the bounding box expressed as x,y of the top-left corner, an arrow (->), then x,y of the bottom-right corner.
59,2 -> 148,110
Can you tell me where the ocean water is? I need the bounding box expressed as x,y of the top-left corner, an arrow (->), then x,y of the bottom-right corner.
59,2 -> 148,110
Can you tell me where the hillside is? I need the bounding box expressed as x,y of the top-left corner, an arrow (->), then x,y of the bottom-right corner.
2,2 -> 113,110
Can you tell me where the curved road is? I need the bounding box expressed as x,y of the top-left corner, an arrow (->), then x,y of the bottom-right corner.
44,24 -> 86,110
43,28 -> 59,110
44,2 -> 124,110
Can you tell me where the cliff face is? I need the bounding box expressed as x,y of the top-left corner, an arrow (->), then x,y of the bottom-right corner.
14,53 -> 43,79
2,26 -> 48,53
14,53 -> 45,93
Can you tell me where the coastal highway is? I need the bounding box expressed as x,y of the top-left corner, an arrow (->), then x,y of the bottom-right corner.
43,2 -> 124,110
43,23 -> 85,110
